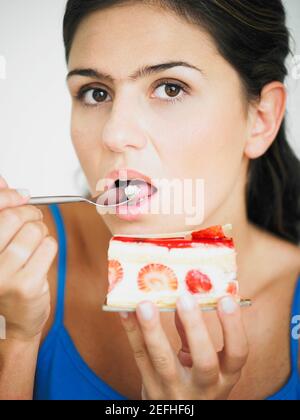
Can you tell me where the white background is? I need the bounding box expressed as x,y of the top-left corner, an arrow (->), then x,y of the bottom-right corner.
0,0 -> 299,196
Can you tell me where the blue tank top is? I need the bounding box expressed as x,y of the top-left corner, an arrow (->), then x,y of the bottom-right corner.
33,204 -> 300,400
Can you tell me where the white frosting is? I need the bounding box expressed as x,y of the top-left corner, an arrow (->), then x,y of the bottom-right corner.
106,237 -> 238,308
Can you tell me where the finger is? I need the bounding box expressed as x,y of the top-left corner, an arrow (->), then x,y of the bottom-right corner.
176,294 -> 220,385
175,311 -> 193,368
0,205 -> 43,252
16,236 -> 58,290
119,311 -> 158,390
0,221 -> 49,277
136,301 -> 181,386
0,188 -> 31,210
0,175 -> 8,189
217,296 -> 249,377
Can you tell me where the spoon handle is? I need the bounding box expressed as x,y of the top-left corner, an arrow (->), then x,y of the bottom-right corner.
28,196 -> 86,205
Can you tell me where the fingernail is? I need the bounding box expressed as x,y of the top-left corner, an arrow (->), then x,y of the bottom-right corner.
16,188 -> 31,198
139,302 -> 154,321
220,296 -> 237,314
178,293 -> 195,312
120,311 -> 129,319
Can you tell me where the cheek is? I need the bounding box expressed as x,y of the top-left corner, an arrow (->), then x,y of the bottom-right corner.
71,107 -> 102,153
152,95 -> 247,212
71,109 -> 104,187
155,106 -> 245,175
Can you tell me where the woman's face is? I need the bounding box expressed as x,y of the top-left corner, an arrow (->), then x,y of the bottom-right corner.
67,2 -> 250,236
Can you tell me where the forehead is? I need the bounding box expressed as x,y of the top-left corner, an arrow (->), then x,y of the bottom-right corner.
68,2 -> 218,74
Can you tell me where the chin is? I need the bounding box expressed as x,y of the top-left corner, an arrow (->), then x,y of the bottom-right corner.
100,212 -> 201,237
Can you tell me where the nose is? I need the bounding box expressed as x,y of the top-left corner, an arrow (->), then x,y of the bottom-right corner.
102,94 -> 148,153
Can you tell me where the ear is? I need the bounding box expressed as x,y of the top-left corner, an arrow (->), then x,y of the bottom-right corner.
245,82 -> 287,159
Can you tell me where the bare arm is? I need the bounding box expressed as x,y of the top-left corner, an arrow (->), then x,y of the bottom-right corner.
0,336 -> 41,400
0,176 -> 58,400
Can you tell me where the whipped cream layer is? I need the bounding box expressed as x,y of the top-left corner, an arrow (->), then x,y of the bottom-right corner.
108,240 -> 236,268
106,237 -> 238,309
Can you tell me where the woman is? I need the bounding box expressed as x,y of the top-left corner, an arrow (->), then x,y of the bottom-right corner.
0,0 -> 300,400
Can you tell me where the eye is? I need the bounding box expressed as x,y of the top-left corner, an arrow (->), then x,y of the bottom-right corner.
152,81 -> 188,103
77,87 -> 110,106
75,80 -> 189,108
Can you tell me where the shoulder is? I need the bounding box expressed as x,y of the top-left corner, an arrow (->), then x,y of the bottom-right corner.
265,235 -> 300,381
249,225 -> 300,373
248,225 -> 300,331
262,230 -> 300,372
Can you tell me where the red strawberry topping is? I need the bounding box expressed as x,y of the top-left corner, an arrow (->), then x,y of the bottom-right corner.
185,270 -> 213,294
226,282 -> 238,296
108,260 -> 124,292
138,264 -> 178,292
191,225 -> 226,240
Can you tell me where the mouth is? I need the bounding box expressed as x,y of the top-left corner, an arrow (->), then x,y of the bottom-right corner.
113,179 -> 157,206
103,169 -> 158,209
101,179 -> 157,209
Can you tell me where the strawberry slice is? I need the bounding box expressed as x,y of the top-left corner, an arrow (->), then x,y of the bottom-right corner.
226,282 -> 238,296
185,270 -> 213,294
138,264 -> 178,292
191,225 -> 226,240
108,260 -> 124,292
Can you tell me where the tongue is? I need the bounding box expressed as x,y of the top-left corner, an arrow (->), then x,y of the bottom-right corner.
102,187 -> 127,206
134,181 -> 151,199
127,181 -> 153,204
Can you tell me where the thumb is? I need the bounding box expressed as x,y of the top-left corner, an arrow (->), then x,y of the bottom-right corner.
175,310 -> 193,368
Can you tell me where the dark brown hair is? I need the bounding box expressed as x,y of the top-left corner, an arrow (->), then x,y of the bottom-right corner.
63,0 -> 300,244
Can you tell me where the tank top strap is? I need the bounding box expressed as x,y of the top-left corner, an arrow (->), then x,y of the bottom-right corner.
290,276 -> 300,372
48,204 -> 67,328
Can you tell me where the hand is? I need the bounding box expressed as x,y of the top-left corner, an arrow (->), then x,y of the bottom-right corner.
0,175 -> 58,341
119,293 -> 249,400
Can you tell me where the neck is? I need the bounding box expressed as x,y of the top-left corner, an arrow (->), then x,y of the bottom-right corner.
202,165 -> 264,297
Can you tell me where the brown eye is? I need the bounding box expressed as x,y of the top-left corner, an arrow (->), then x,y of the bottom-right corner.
92,89 -> 107,102
165,84 -> 181,97
153,82 -> 187,103
80,88 -> 110,106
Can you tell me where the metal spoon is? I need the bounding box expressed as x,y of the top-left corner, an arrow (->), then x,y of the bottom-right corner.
28,180 -> 143,208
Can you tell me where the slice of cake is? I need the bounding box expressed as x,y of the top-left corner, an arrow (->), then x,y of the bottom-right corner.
103,225 -> 246,312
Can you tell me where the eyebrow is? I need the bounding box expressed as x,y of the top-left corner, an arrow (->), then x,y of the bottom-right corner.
66,61 -> 204,82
